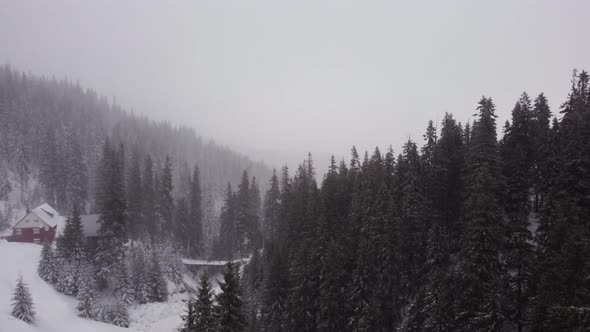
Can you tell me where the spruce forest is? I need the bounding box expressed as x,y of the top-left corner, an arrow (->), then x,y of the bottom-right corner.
3,64 -> 590,331
2,46 -> 590,332
214,70 -> 590,331
4,2 -> 590,331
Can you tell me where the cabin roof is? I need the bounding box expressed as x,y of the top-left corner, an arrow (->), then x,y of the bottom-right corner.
13,203 -> 65,231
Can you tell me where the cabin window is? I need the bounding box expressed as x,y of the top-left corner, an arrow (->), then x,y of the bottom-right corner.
16,229 -> 22,235
33,238 -> 40,244
33,228 -> 40,234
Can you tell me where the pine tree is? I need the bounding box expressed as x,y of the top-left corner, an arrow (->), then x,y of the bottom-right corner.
142,155 -> 157,239
0,160 -> 12,202
283,155 -> 320,331
77,263 -> 98,319
242,249 -> 264,331
349,148 -> 397,331
127,147 -> 143,239
236,171 -> 252,257
114,261 -> 134,305
95,140 -> 128,288
215,262 -> 247,331
66,131 -> 88,211
38,242 -> 57,284
217,183 -> 238,259
16,143 -> 30,205
501,93 -> 536,332
531,93 -> 552,212
399,140 -> 428,299
11,275 -> 35,324
457,97 -> 508,330
39,128 -> 59,207
60,204 -> 86,281
248,176 -> 263,251
148,250 -> 168,302
187,164 -> 203,258
315,155 -> 355,331
110,301 -> 130,328
263,169 -> 281,245
181,299 -> 197,332
157,155 -> 174,240
130,246 -> 150,304
260,241 -> 289,332
175,198 -> 191,256
56,258 -> 78,295
195,272 -> 216,331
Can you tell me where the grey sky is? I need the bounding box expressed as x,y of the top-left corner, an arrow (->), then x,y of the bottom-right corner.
1,0 -> 589,172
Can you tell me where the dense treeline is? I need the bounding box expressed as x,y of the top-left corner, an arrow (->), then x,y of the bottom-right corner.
213,170 -> 263,260
0,65 -> 273,328
37,138 -> 198,327
222,70 -> 590,331
0,65 -> 271,230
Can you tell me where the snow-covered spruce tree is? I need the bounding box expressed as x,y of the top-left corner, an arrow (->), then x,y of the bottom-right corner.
157,241 -> 184,285
187,164 -> 204,258
148,250 -> 168,302
282,155 -> 321,332
65,130 -> 88,211
456,97 -> 509,330
58,204 -> 86,294
114,261 -> 134,305
38,242 -> 57,284
77,263 -> 98,319
242,249 -> 264,331
130,246 -> 149,304
127,147 -> 143,240
263,169 -> 281,244
174,197 -> 191,257
110,301 -> 130,328
11,275 -> 35,324
215,262 -> 247,331
500,93 -> 536,331
180,299 -> 197,332
94,139 -> 128,288
260,241 -> 289,332
56,258 -> 77,295
195,272 -> 215,331
98,304 -> 113,324
157,155 -> 175,240
61,205 -> 86,266
215,183 -> 238,260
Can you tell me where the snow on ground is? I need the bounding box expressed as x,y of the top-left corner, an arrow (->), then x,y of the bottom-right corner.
0,240 -> 192,332
128,292 -> 185,332
0,241 -> 125,332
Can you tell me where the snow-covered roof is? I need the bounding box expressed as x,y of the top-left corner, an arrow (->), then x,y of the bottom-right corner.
14,203 -> 66,231
31,203 -> 62,227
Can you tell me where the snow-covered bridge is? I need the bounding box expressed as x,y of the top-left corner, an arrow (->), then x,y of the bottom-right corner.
181,257 -> 249,266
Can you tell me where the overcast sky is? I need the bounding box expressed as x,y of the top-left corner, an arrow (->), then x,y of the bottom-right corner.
1,0 -> 589,171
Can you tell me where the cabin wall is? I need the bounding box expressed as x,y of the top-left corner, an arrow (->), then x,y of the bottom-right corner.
9,227 -> 55,244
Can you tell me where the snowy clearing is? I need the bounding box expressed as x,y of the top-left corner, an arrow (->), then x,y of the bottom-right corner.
0,241 -> 189,332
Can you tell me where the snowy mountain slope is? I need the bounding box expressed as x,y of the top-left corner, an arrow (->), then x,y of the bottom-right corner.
0,241 -> 189,332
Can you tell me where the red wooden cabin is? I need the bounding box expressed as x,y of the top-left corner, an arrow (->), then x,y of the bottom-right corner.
9,203 -> 63,245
